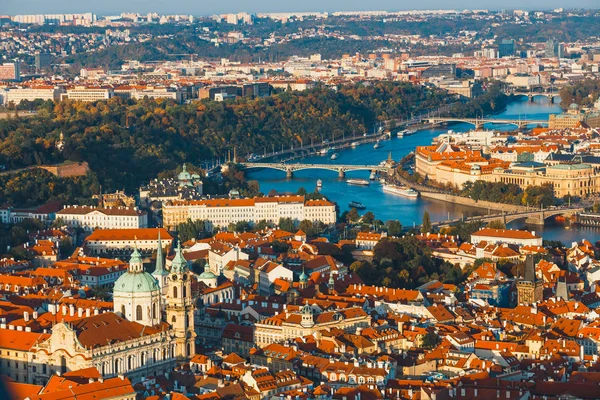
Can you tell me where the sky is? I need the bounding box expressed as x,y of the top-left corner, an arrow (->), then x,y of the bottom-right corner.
2,0 -> 599,16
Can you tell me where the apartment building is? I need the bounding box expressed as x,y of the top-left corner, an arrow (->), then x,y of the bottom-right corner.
162,196 -> 337,229
65,86 -> 113,102
3,86 -> 63,105
56,205 -> 148,231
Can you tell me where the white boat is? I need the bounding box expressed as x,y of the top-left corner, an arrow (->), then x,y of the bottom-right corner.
398,130 -> 406,137
319,147 -> 333,155
330,153 -> 339,160
347,179 -> 370,186
404,130 -> 416,136
383,184 -> 419,198
373,140 -> 383,149
317,179 -> 322,188
351,142 -> 359,148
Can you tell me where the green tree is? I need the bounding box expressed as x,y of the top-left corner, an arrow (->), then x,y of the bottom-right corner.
296,187 -> 308,196
385,220 -> 402,236
421,211 -> 432,234
362,211 -> 375,225
278,217 -> 295,232
422,331 -> 441,349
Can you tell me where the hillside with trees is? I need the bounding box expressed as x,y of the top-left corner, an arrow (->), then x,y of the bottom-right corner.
0,82 -> 450,196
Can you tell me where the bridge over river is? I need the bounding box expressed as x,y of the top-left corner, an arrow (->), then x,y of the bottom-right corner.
434,207 -> 585,227
427,117 -> 547,129
240,162 -> 394,179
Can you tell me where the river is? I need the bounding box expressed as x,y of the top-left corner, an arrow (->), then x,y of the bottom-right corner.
246,97 -> 600,244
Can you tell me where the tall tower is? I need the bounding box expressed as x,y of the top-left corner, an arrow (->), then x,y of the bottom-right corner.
166,242 -> 196,359
516,255 -> 543,305
152,231 -> 169,297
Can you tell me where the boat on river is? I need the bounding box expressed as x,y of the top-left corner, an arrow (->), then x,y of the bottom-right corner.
373,140 -> 383,149
383,184 -> 419,198
348,200 -> 366,209
351,141 -> 359,148
347,179 -> 370,186
331,153 -> 339,160
319,147 -> 333,155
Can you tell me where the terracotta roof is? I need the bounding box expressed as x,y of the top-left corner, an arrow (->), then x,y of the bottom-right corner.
85,228 -> 172,241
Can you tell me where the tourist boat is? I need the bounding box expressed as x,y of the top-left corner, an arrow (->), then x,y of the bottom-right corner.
319,147 -> 333,155
382,184 -> 419,198
347,179 -> 370,186
330,152 -> 339,160
404,130 -> 416,136
398,130 -> 406,137
373,140 -> 383,149
316,179 -> 322,189
351,141 -> 359,148
348,200 -> 366,210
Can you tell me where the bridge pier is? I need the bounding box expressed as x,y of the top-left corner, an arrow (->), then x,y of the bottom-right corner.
549,96 -> 554,104
286,168 -> 294,179
338,169 -> 345,179
528,94 -> 534,102
475,123 -> 484,130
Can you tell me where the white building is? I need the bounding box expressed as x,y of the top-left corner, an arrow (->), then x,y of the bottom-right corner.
470,228 -> 543,247
163,195 -> 337,229
65,86 -> 113,102
57,205 -> 148,231
3,86 -> 63,105
83,228 -> 173,255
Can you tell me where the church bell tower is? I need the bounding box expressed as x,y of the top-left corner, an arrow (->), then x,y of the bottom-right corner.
166,242 -> 196,359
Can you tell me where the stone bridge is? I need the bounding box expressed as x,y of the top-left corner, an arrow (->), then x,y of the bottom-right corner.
435,207 -> 584,227
240,162 -> 392,179
427,117 -> 547,130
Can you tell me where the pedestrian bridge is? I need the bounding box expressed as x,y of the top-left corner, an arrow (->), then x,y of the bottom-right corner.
427,117 -> 547,129
240,162 -> 392,178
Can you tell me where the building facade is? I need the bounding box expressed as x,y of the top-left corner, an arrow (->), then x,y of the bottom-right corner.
162,196 -> 337,229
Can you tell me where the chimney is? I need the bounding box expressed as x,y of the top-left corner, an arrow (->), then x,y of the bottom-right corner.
24,312 -> 30,322
86,308 -> 91,317
32,311 -> 38,319
62,305 -> 68,315
69,304 -> 75,316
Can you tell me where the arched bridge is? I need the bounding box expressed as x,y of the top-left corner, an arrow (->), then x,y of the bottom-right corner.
427,117 -> 547,129
511,92 -> 559,103
240,162 -> 393,179
435,207 -> 584,227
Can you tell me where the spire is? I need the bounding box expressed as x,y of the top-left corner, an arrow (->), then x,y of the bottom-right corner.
523,254 -> 536,282
129,238 -> 143,273
153,230 -> 168,277
328,272 -> 335,289
171,240 -> 189,274
556,276 -> 569,301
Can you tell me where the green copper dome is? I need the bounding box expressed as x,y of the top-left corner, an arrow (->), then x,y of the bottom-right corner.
114,270 -> 160,294
199,266 -> 217,280
178,164 -> 191,182
299,268 -> 308,282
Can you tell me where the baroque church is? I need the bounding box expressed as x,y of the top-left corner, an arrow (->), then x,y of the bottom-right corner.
27,236 -> 207,385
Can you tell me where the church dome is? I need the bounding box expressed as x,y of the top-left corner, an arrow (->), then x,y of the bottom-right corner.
178,164 -> 191,181
114,270 -> 160,294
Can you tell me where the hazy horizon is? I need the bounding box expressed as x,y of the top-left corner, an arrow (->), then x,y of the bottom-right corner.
2,0 -> 599,16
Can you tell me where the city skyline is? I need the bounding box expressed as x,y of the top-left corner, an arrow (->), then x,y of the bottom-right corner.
2,0 -> 599,16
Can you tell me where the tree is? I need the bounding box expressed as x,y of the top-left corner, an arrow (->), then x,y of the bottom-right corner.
298,219 -> 317,237
271,240 -> 290,253
421,211 -> 432,234
296,187 -> 308,196
487,219 -> 506,229
385,220 -> 402,236
422,331 -> 441,349
347,208 -> 360,223
362,211 -> 375,225
255,219 -> 270,231
278,217 -> 295,232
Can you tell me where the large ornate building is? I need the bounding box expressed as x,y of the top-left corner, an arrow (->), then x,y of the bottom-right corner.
2,240 -> 197,385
